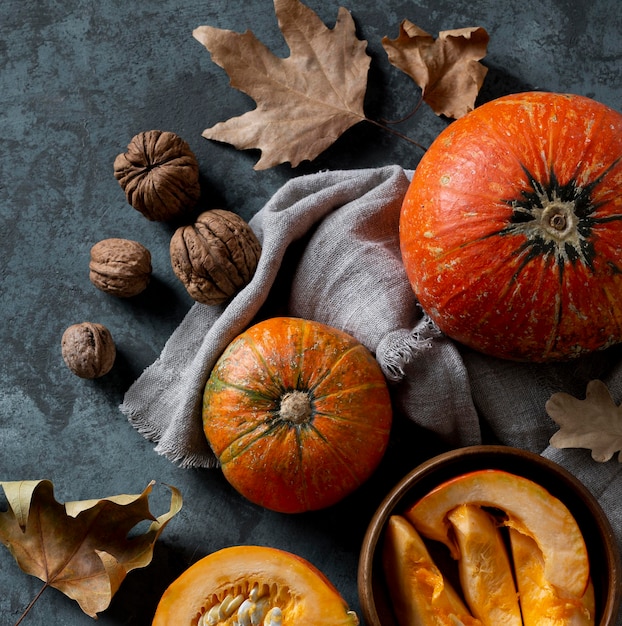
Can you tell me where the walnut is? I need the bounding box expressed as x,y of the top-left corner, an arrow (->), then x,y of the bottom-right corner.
113,130 -> 201,221
89,238 -> 152,297
170,209 -> 262,306
61,322 -> 116,379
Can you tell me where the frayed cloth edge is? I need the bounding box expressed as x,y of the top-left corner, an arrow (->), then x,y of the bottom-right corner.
120,402 -> 220,469
378,315 -> 443,382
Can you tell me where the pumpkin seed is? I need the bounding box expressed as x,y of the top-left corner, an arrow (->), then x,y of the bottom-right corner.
262,607 -> 282,625
198,584 -> 275,626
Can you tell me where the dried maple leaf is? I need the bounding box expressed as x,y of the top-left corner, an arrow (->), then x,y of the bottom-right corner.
193,0 -> 371,170
547,380 -> 622,462
0,479 -> 182,620
382,21 -> 489,119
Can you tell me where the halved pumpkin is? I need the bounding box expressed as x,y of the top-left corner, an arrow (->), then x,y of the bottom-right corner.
382,514 -> 481,626
448,504 -> 521,625
405,470 -> 589,598
152,545 -> 359,626
509,528 -> 595,626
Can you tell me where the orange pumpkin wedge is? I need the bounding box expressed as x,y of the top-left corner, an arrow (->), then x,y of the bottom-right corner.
152,545 -> 359,626
447,504 -> 521,626
509,529 -> 595,626
382,515 -> 482,626
405,470 -> 589,599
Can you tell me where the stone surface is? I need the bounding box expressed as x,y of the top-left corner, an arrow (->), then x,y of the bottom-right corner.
1,0 -> 620,623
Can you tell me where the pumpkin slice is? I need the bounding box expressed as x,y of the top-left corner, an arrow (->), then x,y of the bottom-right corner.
447,504 -> 521,626
509,528 -> 595,625
405,470 -> 589,598
382,514 -> 481,626
152,545 -> 359,626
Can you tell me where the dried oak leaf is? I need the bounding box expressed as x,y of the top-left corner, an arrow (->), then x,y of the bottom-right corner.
193,0 -> 371,170
382,21 -> 489,119
547,380 -> 622,462
0,480 -> 182,618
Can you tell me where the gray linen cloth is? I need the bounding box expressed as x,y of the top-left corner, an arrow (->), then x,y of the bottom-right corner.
121,165 -> 622,620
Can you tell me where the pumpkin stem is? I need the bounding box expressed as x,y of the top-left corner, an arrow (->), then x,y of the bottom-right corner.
541,201 -> 576,239
279,390 -> 312,425
549,211 -> 567,231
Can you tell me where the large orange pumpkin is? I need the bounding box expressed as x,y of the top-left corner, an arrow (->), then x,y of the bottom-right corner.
203,317 -> 392,513
400,91 -> 622,362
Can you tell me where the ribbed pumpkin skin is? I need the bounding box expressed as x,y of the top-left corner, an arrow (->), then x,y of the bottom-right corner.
400,91 -> 622,362
203,317 -> 392,513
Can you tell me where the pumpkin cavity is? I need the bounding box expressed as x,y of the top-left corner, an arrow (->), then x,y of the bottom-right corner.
197,582 -> 289,626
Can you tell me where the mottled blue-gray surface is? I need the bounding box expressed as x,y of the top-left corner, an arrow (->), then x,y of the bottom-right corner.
1,0 -> 620,624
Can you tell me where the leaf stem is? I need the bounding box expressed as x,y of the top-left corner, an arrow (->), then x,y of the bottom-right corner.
379,96 -> 425,126
13,583 -> 48,626
365,117 -> 428,152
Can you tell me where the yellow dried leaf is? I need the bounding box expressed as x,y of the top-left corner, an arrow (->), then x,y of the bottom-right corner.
193,0 -> 371,169
0,479 -> 182,618
547,379 -> 622,462
382,21 -> 489,119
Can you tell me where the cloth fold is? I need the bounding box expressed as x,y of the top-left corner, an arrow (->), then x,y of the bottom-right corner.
121,166 -> 622,623
122,165 -> 430,467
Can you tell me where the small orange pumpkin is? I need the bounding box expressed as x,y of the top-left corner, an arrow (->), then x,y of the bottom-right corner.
152,545 -> 360,625
400,91 -> 622,362
203,317 -> 392,513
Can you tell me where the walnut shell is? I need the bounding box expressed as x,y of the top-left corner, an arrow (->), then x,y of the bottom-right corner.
61,322 -> 116,379
113,130 -> 201,221
170,209 -> 262,306
89,238 -> 152,297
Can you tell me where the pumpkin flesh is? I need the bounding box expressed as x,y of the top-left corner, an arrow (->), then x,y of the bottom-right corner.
382,515 -> 481,626
509,529 -> 595,626
404,469 -> 590,599
203,317 -> 392,513
400,92 -> 622,361
448,504 -> 522,626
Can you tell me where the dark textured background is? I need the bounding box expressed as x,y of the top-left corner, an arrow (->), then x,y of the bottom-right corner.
1,0 -> 620,624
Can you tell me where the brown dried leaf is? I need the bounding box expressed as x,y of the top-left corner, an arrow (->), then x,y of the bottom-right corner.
193,0 -> 371,170
382,21 -> 489,119
547,380 -> 622,462
0,480 -> 182,618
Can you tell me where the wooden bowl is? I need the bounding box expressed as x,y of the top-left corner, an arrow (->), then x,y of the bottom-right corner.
358,445 -> 621,625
